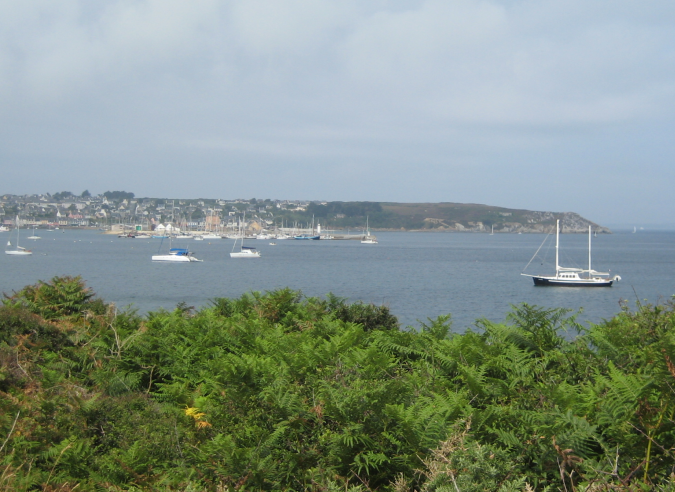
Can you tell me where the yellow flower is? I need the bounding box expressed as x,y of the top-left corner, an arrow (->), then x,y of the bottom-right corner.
185,406 -> 211,428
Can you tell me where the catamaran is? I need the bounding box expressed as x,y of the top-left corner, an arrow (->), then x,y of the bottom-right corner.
152,236 -> 202,262
521,220 -> 620,287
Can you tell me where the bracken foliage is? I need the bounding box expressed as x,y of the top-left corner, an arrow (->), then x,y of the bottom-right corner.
2,277 -> 675,491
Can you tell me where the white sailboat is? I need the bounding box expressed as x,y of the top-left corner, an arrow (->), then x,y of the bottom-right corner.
521,220 -> 620,287
230,214 -> 261,258
5,217 -> 32,256
361,216 -> 378,244
27,226 -> 41,240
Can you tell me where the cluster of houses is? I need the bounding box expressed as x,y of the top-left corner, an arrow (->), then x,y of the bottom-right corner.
0,194 -> 315,232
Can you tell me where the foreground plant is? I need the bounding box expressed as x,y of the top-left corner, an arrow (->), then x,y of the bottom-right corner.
1,277 -> 675,491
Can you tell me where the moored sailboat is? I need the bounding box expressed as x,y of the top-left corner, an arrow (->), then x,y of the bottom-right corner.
521,220 -> 620,287
5,217 -> 32,256
27,226 -> 41,240
361,216 -> 378,244
230,214 -> 261,258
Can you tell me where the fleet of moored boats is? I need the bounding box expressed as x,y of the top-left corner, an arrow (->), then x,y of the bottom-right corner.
4,218 -> 626,287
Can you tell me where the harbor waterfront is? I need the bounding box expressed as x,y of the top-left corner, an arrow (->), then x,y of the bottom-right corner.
1,229 -> 674,330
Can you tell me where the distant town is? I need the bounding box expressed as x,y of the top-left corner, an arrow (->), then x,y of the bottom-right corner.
0,191 -> 334,234
0,191 -> 608,234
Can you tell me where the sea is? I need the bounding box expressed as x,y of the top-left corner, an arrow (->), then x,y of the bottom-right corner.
1,229 -> 674,332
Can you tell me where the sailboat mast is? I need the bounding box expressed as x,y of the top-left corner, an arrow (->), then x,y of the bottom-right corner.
588,225 -> 592,274
555,219 -> 559,277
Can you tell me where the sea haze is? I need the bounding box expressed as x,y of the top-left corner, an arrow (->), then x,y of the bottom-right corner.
1,230 -> 674,331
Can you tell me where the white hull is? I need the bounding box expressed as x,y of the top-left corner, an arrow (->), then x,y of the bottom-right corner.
361,239 -> 378,244
202,234 -> 221,239
152,254 -> 201,262
230,250 -> 261,258
6,250 -> 32,256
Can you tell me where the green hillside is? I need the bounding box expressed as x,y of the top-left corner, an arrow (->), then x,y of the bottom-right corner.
300,201 -> 606,233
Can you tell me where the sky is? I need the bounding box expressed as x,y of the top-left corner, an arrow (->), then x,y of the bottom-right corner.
1,1 -> 674,228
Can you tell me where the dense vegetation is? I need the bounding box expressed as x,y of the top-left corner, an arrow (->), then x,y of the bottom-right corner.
2,276 -> 675,491
103,191 -> 135,201
281,202 -> 560,231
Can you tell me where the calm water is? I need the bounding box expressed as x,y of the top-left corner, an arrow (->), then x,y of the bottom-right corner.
1,229 -> 674,331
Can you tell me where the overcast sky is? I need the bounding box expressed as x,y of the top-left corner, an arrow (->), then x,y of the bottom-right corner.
1,1 -> 674,227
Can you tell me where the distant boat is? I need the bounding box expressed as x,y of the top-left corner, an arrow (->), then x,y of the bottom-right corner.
361,216 -> 378,244
633,226 -> 637,233
5,216 -> 32,256
521,220 -> 620,287
152,236 -> 202,262
230,245 -> 261,258
231,214 -> 261,258
27,226 -> 41,240
294,215 -> 320,240
490,225 -> 494,235
202,233 -> 222,239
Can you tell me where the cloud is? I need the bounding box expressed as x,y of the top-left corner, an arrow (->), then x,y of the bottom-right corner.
228,0 -> 352,56
1,0 -> 674,223
1,0 -> 219,103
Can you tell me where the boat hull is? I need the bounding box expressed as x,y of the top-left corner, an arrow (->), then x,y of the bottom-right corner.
532,276 -> 613,287
5,250 -> 32,256
152,254 -> 200,262
230,251 -> 261,258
